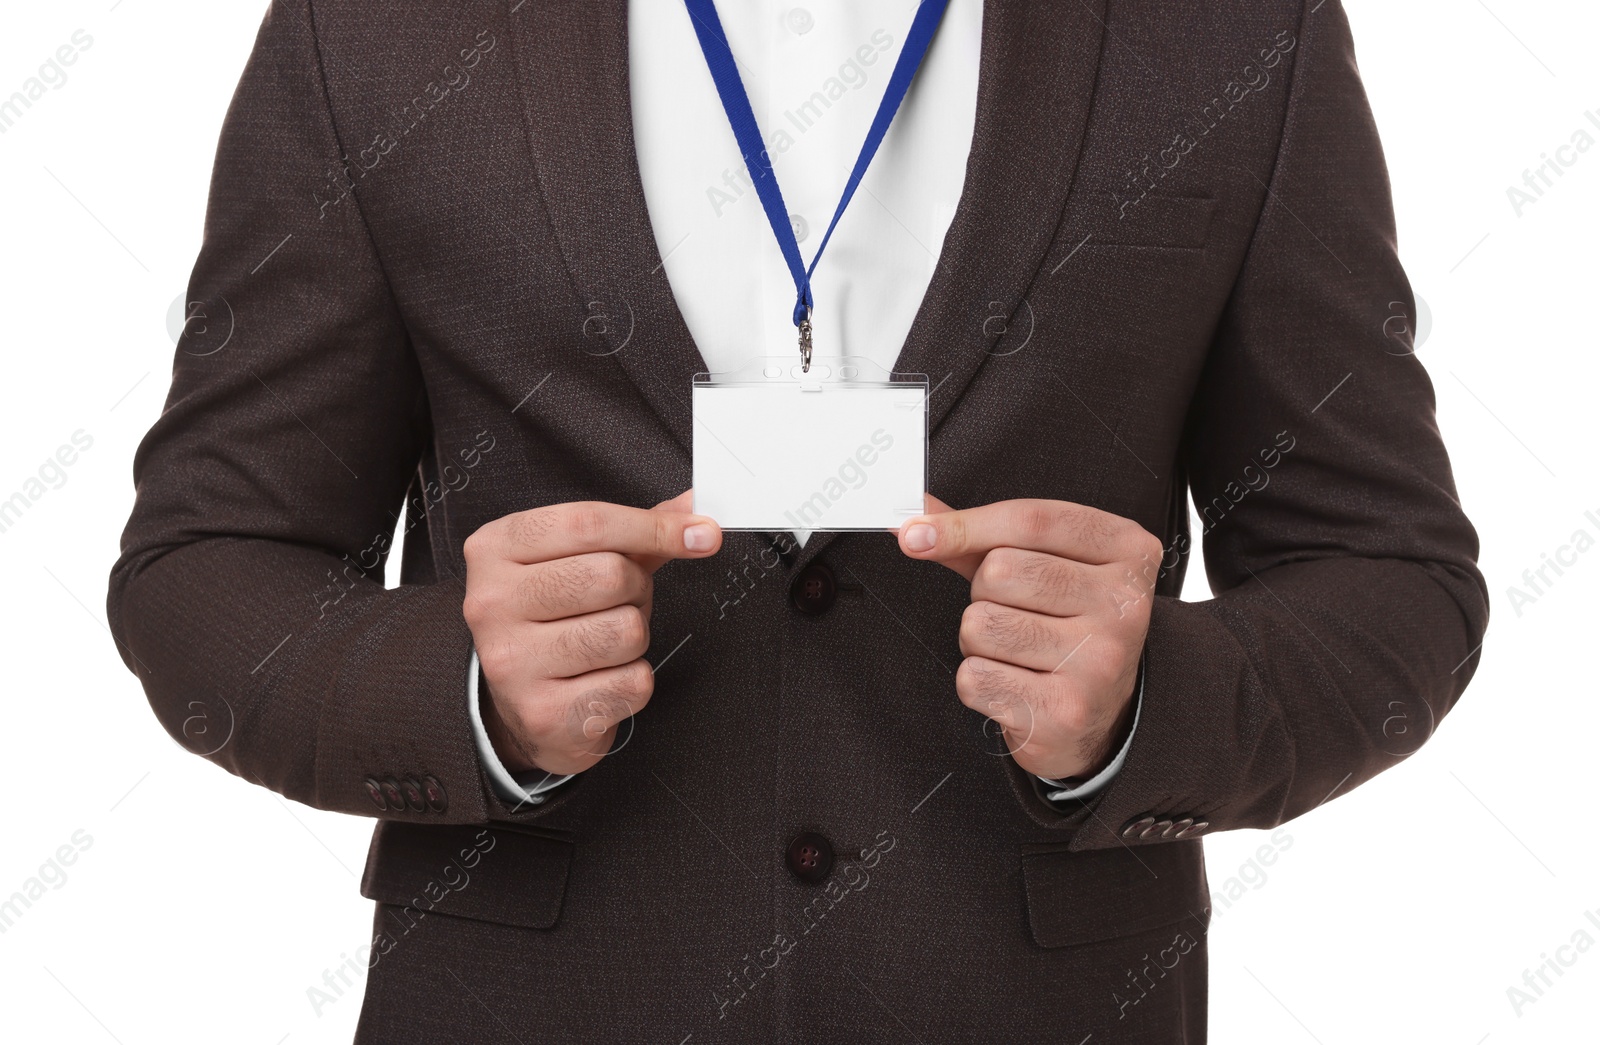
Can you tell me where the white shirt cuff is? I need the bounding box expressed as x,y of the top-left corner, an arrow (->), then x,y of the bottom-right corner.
1036,655 -> 1144,803
467,649 -> 574,804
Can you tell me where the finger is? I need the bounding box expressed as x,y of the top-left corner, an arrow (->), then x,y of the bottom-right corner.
637,489 -> 710,573
955,656 -> 1105,776
479,500 -> 721,568
512,552 -> 651,622
478,658 -> 653,776
512,661 -> 652,775
970,548 -> 1107,617
654,489 -> 695,514
527,603 -> 650,679
898,499 -> 1152,569
894,492 -> 984,580
954,655 -> 1051,747
557,659 -> 654,754
958,601 -> 1095,674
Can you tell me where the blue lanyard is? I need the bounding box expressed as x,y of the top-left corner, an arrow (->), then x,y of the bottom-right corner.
682,0 -> 952,370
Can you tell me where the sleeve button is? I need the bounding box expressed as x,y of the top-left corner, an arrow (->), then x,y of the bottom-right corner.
1142,819 -> 1173,840
422,775 -> 448,813
1122,816 -> 1156,839
400,777 -> 426,812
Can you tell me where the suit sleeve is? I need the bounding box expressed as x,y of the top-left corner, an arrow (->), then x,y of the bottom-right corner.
106,1 -> 555,826
1051,0 -> 1489,850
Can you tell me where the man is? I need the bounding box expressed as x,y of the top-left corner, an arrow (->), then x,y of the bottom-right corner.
109,0 -> 1486,1041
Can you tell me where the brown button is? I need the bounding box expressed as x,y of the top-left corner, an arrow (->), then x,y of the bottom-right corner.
786,832 -> 834,884
381,777 -> 405,810
400,777 -> 426,812
789,563 -> 837,615
422,775 -> 448,813
363,777 -> 388,811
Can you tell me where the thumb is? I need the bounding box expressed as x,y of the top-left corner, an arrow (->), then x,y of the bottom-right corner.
633,489 -> 714,572
653,489 -> 695,514
898,492 -> 985,581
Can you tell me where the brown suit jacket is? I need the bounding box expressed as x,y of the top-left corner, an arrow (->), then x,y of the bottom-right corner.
109,0 -> 1487,1041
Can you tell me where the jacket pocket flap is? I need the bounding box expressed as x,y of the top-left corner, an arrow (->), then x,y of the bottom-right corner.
1021,840 -> 1208,948
361,821 -> 574,930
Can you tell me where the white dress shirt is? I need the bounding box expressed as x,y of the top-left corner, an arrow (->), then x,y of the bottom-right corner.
633,0 -> 981,374
469,0 -> 1138,807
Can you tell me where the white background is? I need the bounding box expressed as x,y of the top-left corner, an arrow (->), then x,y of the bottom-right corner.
1,1 -> 1596,1042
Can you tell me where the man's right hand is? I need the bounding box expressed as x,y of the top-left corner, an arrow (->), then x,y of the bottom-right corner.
462,492 -> 721,777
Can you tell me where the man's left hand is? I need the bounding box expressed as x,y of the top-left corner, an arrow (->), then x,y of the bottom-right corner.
896,496 -> 1159,781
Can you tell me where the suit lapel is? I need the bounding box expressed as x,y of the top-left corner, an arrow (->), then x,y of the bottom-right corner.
793,0 -> 1109,571
504,0 -> 704,456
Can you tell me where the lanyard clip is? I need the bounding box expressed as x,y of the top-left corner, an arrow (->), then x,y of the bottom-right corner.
798,312 -> 814,373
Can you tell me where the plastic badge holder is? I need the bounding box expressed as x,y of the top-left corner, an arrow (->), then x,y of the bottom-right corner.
692,356 -> 928,531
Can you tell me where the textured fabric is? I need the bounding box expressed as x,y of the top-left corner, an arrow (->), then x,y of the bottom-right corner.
107,1 -> 1488,1043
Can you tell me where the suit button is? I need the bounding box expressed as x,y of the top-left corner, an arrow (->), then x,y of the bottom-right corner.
363,777 -> 388,811
381,777 -> 405,809
400,777 -> 426,812
786,832 -> 834,884
1175,820 -> 1209,839
422,775 -> 448,813
789,563 -> 837,615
